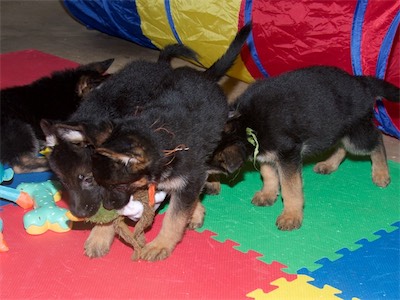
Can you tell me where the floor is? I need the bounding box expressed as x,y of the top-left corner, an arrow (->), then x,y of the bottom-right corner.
1,2 -> 399,299
1,0 -> 399,162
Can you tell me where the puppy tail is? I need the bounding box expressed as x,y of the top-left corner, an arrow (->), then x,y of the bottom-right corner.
204,22 -> 252,81
158,44 -> 199,64
361,76 -> 400,102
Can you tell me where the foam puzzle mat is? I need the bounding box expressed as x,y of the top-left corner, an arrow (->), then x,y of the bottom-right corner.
1,50 -> 399,299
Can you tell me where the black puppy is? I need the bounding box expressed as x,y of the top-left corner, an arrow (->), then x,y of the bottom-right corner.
1,59 -> 113,173
213,66 -> 399,231
41,45 -> 199,258
74,24 -> 252,261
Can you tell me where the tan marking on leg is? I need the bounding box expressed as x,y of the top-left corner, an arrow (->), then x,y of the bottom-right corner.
371,141 -> 390,187
314,147 -> 347,174
203,174 -> 221,195
13,155 -> 49,174
188,200 -> 205,229
275,163 -> 303,231
84,223 -> 116,258
140,194 -> 192,261
252,163 -> 280,206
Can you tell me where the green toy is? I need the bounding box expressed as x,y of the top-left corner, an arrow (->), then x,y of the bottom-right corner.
86,205 -> 118,224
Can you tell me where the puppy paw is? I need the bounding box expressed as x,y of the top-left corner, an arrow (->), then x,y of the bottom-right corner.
276,212 -> 302,231
84,224 -> 115,258
188,202 -> 205,230
313,162 -> 336,174
188,219 -> 204,230
202,181 -> 221,195
251,191 -> 278,206
84,238 -> 112,258
372,171 -> 391,187
140,242 -> 171,261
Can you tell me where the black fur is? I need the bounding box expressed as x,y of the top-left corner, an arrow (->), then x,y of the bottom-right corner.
0,59 -> 114,173
213,65 -> 399,230
42,44 -> 199,219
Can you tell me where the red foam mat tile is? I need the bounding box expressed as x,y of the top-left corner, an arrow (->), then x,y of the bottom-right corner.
0,203 -> 295,299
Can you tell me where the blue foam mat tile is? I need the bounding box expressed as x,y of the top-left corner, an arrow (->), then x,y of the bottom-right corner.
298,221 -> 400,300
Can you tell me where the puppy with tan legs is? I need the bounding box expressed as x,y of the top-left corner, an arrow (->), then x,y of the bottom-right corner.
69,24 -> 252,261
212,66 -> 399,230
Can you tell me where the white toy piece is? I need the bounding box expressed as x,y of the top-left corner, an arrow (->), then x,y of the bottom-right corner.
118,191 -> 167,221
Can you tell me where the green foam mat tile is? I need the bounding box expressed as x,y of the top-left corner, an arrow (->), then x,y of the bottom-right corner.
197,159 -> 400,273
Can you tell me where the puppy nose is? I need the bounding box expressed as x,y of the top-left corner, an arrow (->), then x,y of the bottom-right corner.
84,176 -> 94,184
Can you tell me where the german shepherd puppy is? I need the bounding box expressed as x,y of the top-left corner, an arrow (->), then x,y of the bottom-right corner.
1,59 -> 114,173
212,66 -> 399,231
67,24 -> 252,261
41,45 -> 200,258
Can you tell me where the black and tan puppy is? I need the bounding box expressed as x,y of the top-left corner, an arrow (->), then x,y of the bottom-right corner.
70,24 -> 252,261
0,59 -> 113,173
42,45 -> 198,216
41,45 -> 200,258
213,66 -> 399,230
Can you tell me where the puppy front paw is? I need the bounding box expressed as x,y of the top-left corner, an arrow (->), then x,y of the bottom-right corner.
313,162 -> 337,174
372,170 -> 390,187
202,181 -> 221,195
251,191 -> 278,206
84,241 -> 110,258
84,224 -> 115,258
276,211 -> 302,231
140,242 -> 171,261
187,202 -> 205,230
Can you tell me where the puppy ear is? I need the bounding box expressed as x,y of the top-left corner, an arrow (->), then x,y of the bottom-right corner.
223,109 -> 242,134
215,144 -> 246,174
40,119 -> 58,147
96,145 -> 149,172
76,59 -> 114,97
53,123 -> 87,145
76,73 -> 112,98
76,75 -> 92,97
82,121 -> 113,146
48,121 -> 113,147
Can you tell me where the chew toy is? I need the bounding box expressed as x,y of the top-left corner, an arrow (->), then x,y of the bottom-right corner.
68,186 -> 167,260
17,180 -> 72,235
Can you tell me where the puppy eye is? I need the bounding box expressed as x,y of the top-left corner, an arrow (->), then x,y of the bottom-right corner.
84,177 -> 94,184
78,174 -> 94,184
72,141 -> 90,148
